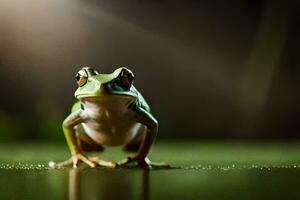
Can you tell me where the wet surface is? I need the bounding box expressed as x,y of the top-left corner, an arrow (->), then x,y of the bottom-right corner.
0,141 -> 300,200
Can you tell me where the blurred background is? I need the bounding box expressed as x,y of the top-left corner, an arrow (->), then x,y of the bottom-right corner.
0,0 -> 299,142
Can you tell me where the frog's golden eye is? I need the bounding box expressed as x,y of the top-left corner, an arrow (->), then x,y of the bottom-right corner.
76,69 -> 88,87
120,68 -> 134,88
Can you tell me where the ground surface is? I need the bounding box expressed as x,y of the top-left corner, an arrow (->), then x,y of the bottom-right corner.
0,140 -> 300,200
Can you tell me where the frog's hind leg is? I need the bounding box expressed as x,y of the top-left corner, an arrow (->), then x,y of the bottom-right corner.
76,132 -> 104,152
76,132 -> 117,168
120,126 -> 170,169
49,132 -> 106,169
50,127 -> 116,168
123,127 -> 146,152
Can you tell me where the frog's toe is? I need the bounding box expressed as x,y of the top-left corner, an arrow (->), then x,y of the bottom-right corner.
118,157 -> 152,168
126,157 -> 171,169
89,156 -> 117,168
75,154 -> 96,168
48,158 -> 73,169
98,160 -> 117,168
118,157 -> 136,166
147,162 -> 171,169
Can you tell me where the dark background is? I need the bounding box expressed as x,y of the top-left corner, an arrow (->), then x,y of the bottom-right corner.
0,0 -> 299,141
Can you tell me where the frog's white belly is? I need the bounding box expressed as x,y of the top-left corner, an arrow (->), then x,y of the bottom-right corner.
78,97 -> 144,146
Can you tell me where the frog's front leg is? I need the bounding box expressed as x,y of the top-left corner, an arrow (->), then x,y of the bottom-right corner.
49,110 -> 116,169
49,110 -> 95,168
118,107 -> 169,169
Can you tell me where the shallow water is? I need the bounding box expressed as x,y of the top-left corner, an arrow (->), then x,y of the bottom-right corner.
0,141 -> 300,200
1,167 -> 300,200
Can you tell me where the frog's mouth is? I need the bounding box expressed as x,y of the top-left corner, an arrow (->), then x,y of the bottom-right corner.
76,85 -> 138,100
76,92 -> 136,101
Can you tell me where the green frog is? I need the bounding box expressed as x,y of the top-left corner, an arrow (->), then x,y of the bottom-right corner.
49,67 -> 168,169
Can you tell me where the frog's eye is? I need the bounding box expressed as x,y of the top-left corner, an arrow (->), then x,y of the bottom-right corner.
120,68 -> 134,88
76,69 -> 88,87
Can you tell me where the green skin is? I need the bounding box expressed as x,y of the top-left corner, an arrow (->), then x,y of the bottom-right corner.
50,67 -> 166,169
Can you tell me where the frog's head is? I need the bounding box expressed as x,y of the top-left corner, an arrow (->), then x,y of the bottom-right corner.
74,67 -> 136,100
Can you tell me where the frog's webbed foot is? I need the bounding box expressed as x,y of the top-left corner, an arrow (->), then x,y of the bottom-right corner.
88,156 -> 117,168
49,153 -> 96,169
118,157 -> 170,169
49,153 -> 117,169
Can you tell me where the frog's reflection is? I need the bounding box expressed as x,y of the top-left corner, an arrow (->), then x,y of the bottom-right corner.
69,168 -> 149,200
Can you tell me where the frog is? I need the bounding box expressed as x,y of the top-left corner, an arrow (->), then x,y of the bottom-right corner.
49,66 -> 168,169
